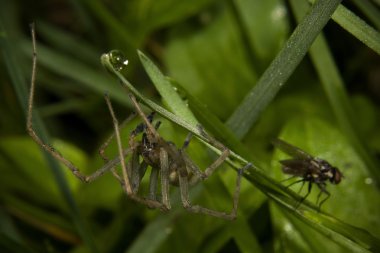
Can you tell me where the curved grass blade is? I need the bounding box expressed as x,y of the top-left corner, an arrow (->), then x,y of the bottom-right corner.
226,0 -> 342,139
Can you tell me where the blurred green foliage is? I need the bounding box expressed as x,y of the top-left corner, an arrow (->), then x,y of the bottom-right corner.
1,0 -> 380,252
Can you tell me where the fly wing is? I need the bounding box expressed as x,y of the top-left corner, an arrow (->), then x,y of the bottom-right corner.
280,159 -> 310,176
272,138 -> 313,160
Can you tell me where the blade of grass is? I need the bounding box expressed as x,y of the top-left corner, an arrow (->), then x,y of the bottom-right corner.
226,0 -> 342,139
307,0 -> 380,55
350,0 -> 380,30
166,78 -> 253,159
137,50 -> 198,126
332,4 -> 380,55
0,22 -> 98,252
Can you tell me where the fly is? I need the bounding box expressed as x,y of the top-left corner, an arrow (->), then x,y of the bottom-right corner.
272,138 -> 343,209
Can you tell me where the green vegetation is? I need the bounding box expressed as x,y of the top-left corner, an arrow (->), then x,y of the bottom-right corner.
1,0 -> 380,252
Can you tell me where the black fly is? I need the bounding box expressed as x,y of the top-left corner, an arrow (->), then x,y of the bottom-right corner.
272,139 -> 343,210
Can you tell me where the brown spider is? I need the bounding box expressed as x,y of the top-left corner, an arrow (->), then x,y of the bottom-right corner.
27,25 -> 250,220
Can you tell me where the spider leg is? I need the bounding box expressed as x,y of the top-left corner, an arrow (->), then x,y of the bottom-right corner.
180,153 -> 205,184
178,163 -> 250,220
129,149 -> 149,194
160,148 -> 171,209
104,93 -> 133,194
179,141 -> 230,182
181,132 -> 193,150
98,112 -> 137,162
196,125 -> 230,178
128,93 -> 160,139
26,26 -> 122,183
148,167 -> 159,201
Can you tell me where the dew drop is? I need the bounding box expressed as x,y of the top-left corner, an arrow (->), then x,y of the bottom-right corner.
109,50 -> 129,71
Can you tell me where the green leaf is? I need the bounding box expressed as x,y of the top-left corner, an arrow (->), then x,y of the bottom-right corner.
331,4 -> 380,55
138,50 -> 198,125
306,0 -> 380,55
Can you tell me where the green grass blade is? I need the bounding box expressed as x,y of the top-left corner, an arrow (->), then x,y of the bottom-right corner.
226,0 -> 342,139
0,22 -> 98,252
137,50 -> 198,125
350,0 -> 380,31
308,0 -> 380,55
332,5 -> 380,55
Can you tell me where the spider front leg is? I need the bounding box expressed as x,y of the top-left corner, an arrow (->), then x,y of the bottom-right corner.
27,25 -> 123,184
178,163 -> 251,220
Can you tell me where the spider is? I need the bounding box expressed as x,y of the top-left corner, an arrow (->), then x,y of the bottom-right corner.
26,25 -> 250,220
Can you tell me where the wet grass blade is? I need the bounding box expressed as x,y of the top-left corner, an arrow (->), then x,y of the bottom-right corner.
307,0 -> 380,55
350,0 -> 380,31
226,0 -> 342,139
332,5 -> 380,55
